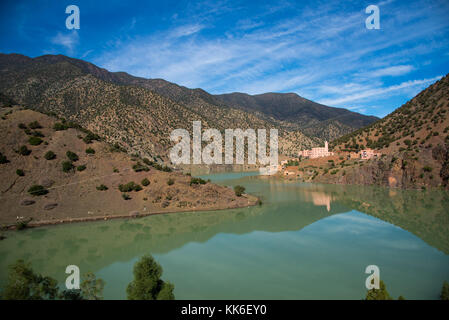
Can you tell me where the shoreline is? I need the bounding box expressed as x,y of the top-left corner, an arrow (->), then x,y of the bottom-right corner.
2,194 -> 259,231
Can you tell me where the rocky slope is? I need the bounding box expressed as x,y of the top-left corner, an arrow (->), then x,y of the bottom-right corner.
299,74 -> 449,189
0,53 -> 318,161
215,92 -> 379,141
0,106 -> 257,227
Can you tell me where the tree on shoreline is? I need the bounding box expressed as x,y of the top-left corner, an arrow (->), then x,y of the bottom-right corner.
126,255 -> 175,300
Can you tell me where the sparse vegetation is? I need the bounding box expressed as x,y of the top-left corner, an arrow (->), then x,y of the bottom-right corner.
234,185 -> 246,197
0,152 -> 9,163
44,151 -> 56,160
16,169 -> 24,176
190,177 -> 207,185
122,193 -> 131,200
62,161 -> 74,172
85,147 -> 95,154
18,145 -> 31,156
28,121 -> 42,129
141,178 -> 150,186
167,178 -> 174,186
77,165 -> 86,172
27,185 -> 48,196
28,136 -> 43,145
96,184 -> 108,191
119,182 -> 142,192
66,151 -> 79,162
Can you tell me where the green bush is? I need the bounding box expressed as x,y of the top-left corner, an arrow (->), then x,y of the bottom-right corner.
122,193 -> 131,200
141,178 -> 150,186
423,166 -> 432,172
132,162 -> 150,172
28,121 -> 42,129
62,161 -> 74,172
77,165 -> 86,172
66,151 -> 79,162
28,185 -> 48,196
83,132 -> 101,144
190,177 -> 207,185
0,152 -> 9,164
234,185 -> 246,197
44,151 -> 56,160
53,122 -> 68,131
119,182 -> 142,192
96,184 -> 108,191
85,147 -> 95,154
28,136 -> 43,146
18,145 -> 31,156
18,123 -> 27,129
16,169 -> 24,176
167,178 -> 174,186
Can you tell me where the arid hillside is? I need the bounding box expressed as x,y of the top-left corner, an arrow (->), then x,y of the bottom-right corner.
0,106 -> 257,227
0,53 -> 319,160
297,74 -> 449,189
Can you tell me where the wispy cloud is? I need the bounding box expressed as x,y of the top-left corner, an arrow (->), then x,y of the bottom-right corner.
91,0 -> 449,116
50,31 -> 79,54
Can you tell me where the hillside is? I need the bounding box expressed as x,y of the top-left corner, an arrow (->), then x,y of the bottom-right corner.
0,106 -> 257,227
215,92 -> 379,141
0,53 -> 318,160
297,74 -> 449,189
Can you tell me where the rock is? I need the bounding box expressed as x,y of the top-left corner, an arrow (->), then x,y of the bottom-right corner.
129,211 -> 139,218
43,203 -> 58,210
40,179 -> 55,188
21,199 -> 36,206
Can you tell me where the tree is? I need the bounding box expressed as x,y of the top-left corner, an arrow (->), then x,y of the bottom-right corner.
1,260 -> 59,300
126,255 -> 175,300
441,281 -> 449,300
234,185 -> 246,197
365,280 -> 392,300
81,272 -> 105,300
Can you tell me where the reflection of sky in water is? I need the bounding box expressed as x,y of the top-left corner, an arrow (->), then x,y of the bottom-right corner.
1,173 -> 448,300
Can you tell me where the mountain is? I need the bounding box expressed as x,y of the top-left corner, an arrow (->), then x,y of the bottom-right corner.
0,106 -> 257,226
300,74 -> 449,189
0,53 -> 319,159
215,92 -> 379,141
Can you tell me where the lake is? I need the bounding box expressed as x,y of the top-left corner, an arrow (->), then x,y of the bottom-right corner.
1,172 -> 448,299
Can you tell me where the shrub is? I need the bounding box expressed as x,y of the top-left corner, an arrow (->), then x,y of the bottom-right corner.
141,178 -> 150,186
85,147 -> 95,154
119,182 -> 141,192
18,123 -> 27,129
30,131 -> 44,137
96,184 -> 108,191
16,169 -> 24,176
132,162 -> 150,172
122,193 -> 131,200
234,185 -> 245,197
28,136 -> 43,146
190,177 -> 207,185
66,151 -> 79,162
62,161 -> 74,172
44,151 -> 56,160
0,152 -> 9,164
77,165 -> 86,172
167,178 -> 174,186
28,185 -> 48,196
423,166 -> 432,172
18,145 -> 31,156
28,121 -> 42,129
83,132 -> 100,144
53,122 -> 68,131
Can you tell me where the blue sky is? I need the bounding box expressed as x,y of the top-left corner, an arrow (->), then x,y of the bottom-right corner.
0,0 -> 448,117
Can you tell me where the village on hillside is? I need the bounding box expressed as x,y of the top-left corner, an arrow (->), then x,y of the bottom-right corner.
260,141 -> 382,178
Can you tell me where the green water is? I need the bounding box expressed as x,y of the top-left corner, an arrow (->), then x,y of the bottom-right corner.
1,172 -> 449,299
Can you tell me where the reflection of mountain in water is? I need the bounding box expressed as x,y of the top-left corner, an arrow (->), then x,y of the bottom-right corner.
312,184 -> 449,255
1,177 -> 447,284
0,181 -> 348,282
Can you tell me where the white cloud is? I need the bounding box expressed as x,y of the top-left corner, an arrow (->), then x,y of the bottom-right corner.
51,31 -> 79,54
369,65 -> 415,77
